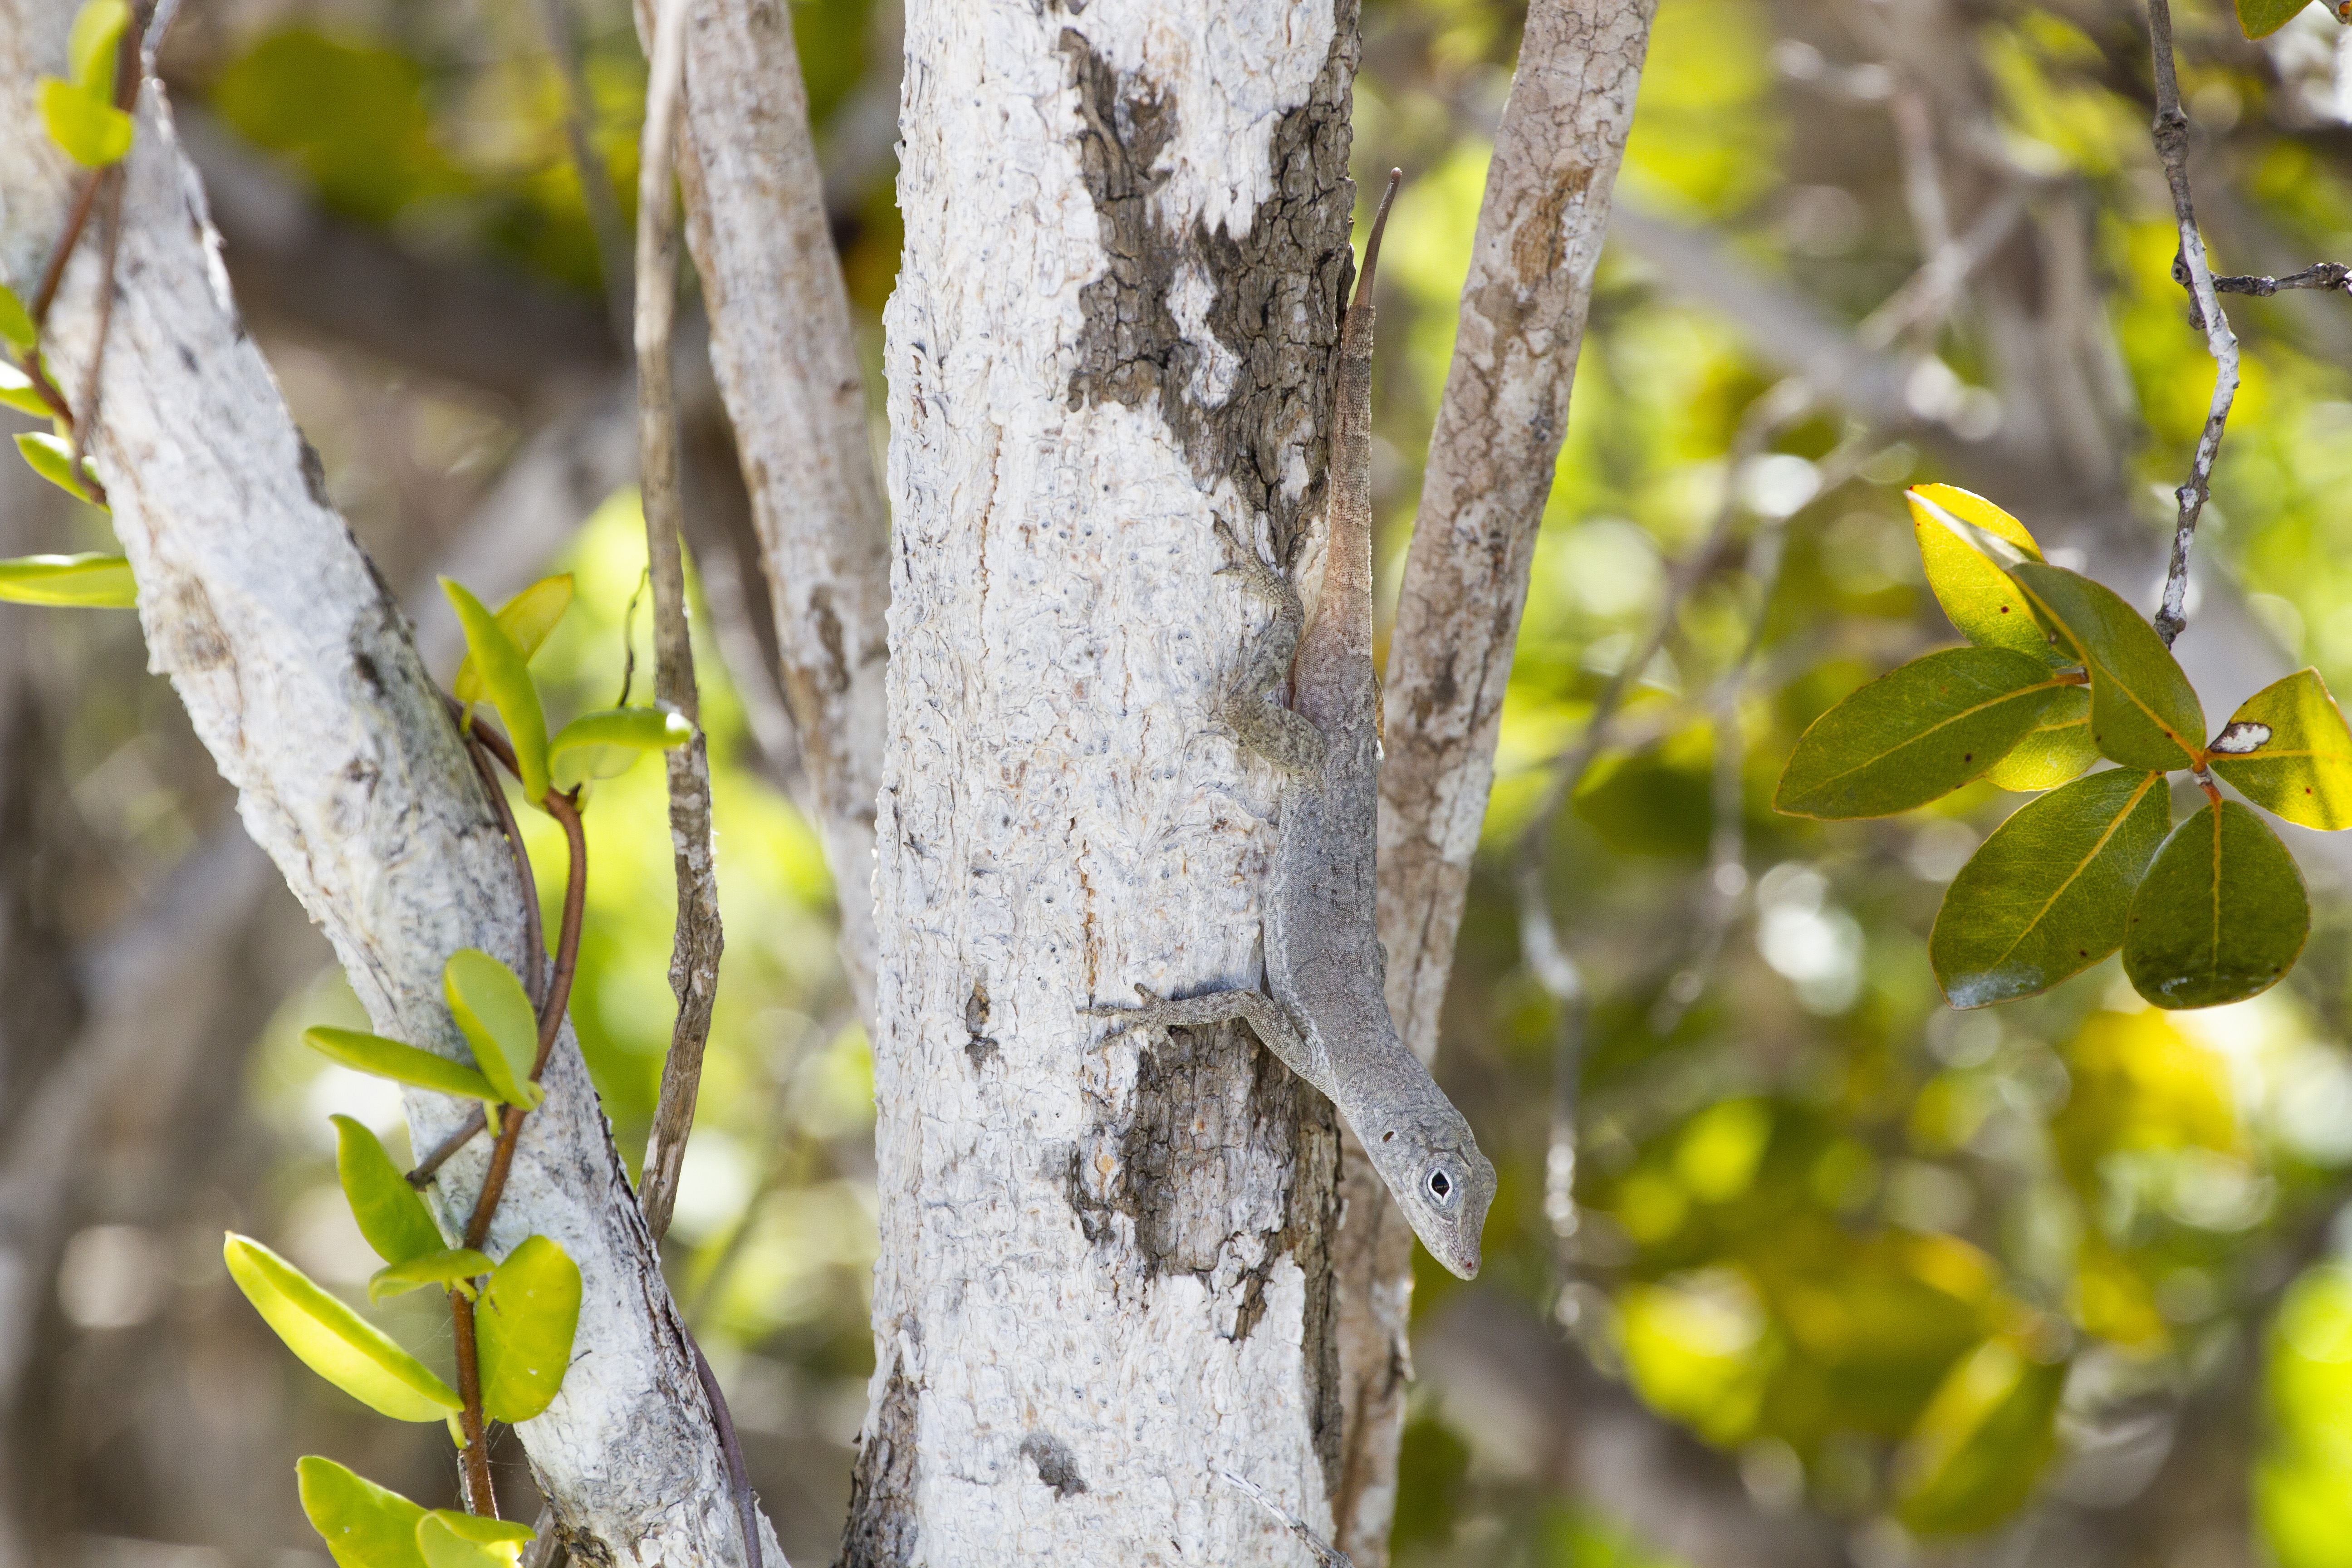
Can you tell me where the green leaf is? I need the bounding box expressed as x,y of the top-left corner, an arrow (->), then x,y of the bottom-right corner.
0,284 -> 34,352
368,1247 -> 494,1304
2008,562 -> 2206,772
39,78 -> 132,167
2206,668 -> 2352,830
1894,1339 -> 2065,1536
549,705 -> 696,791
15,431 -> 95,505
1984,685 -> 2097,791
0,358 -> 51,417
1930,769 -> 2170,1007
1906,485 -> 2065,664
332,1115 -> 443,1266
222,1234 -> 460,1421
303,1025 -> 503,1104
2238,0 -> 2314,39
2125,799 -> 2311,1009
1774,647 -> 2065,819
442,578 -> 550,801
296,1456 -> 429,1568
452,573 -> 573,706
442,949 -> 542,1110
417,1512 -> 534,1568
476,1235 -> 582,1424
68,0 -> 130,98
0,552 -> 133,607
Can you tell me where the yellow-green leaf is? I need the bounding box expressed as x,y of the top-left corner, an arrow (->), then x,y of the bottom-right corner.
2238,0 -> 2315,39
442,577 -> 550,802
0,358 -> 50,418
0,284 -> 33,351
2009,562 -> 2205,772
39,78 -> 131,167
296,1456 -> 428,1568
68,0 -> 130,98
1775,647 -> 2066,819
368,1247 -> 494,1304
548,705 -> 695,791
1894,1339 -> 2065,1536
1931,769 -> 2170,1008
222,1235 -> 459,1421
2124,799 -> 2310,1009
303,1025 -> 503,1104
332,1114 -> 443,1266
2206,668 -> 2352,830
442,949 -> 541,1110
1906,485 -> 2064,664
1983,684 -> 2096,791
0,552 -> 133,607
15,431 -> 95,505
476,1235 -> 582,1424
416,1512 -> 534,1568
451,573 -> 573,706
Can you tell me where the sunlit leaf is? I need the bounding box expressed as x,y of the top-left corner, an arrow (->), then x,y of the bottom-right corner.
332,1115 -> 443,1266
2238,0 -> 2314,39
452,573 -> 573,706
222,1234 -> 459,1421
548,705 -> 695,791
1906,485 -> 2065,664
1931,769 -> 2169,1007
2124,799 -> 2310,1009
68,0 -> 130,98
416,1512 -> 534,1568
303,1025 -> 502,1104
367,1247 -> 494,1304
39,78 -> 132,166
442,577 -> 549,802
1984,685 -> 2097,791
0,552 -> 133,607
2008,563 -> 2205,772
476,1235 -> 582,1424
1893,1338 -> 2065,1535
0,283 -> 33,351
1774,647 -> 2065,818
0,359 -> 51,417
442,949 -> 541,1110
296,1456 -> 428,1568
2206,669 -> 2352,830
15,431 -> 96,505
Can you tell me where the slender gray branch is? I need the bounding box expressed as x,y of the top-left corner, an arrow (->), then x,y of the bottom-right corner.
531,0 -> 635,348
2211,261 -> 2352,297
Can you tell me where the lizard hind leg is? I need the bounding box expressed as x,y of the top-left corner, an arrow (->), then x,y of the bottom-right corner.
1209,518 -> 1326,777
1082,984 -> 1313,1082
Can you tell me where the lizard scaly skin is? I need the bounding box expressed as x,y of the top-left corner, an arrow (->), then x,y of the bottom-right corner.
1088,172 -> 1497,1279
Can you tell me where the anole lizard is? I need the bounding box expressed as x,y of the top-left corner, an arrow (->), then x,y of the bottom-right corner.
1088,170 -> 1497,1279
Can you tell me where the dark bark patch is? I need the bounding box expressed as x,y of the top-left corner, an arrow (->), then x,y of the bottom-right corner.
1020,1431 -> 1090,1499
152,577 -> 231,672
837,1362 -> 921,1568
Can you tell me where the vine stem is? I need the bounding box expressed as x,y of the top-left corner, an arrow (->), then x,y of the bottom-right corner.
451,1292 -> 496,1514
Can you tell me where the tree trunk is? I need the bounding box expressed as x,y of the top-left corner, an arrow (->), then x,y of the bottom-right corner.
844,1 -> 1363,1559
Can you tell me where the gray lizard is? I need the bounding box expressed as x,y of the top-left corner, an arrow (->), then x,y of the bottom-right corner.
1087,171 -> 1497,1279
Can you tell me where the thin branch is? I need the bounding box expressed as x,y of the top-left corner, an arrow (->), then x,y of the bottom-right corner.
1220,1471 -> 1354,1568
407,1107 -> 487,1187
451,1292 -> 498,1514
531,0 -> 635,347
693,1340 -> 764,1568
2211,262 -> 2352,296
2144,0 -> 2239,649
65,167 -> 126,504
466,730 -> 545,1005
633,0 -> 724,1247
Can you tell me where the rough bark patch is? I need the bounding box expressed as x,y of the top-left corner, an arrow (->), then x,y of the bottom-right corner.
1020,1431 -> 1090,1499
837,1364 -> 920,1568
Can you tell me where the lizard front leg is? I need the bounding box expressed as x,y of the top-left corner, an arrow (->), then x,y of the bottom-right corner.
1083,985 -> 1329,1101
1210,517 -> 1327,777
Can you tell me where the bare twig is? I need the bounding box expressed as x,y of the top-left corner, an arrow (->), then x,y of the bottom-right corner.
466,730 -> 546,1005
632,0 -> 724,1247
531,0 -> 634,347
65,167 -> 126,504
693,1341 -> 764,1568
1220,1470 -> 1354,1568
406,1107 -> 486,1187
2211,262 -> 2352,296
2144,0 -> 2239,648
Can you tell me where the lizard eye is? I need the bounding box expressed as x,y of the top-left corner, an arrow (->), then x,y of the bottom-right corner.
1424,1163 -> 1457,1209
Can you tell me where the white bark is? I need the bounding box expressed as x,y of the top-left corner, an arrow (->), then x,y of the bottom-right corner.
850,0 -> 1362,1561
0,15 -> 774,1561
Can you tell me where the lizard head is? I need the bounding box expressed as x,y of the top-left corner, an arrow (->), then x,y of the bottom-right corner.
1365,1104 -> 1495,1280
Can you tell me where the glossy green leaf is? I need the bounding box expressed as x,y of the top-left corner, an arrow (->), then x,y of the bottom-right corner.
68,0 -> 130,97
2007,563 -> 2205,772
1984,684 -> 2097,791
303,1025 -> 502,1104
442,949 -> 541,1110
222,1234 -> 459,1421
1931,769 -> 2170,1007
0,359 -> 50,417
1894,1339 -> 2065,1536
549,706 -> 695,790
332,1115 -> 442,1266
0,552 -> 133,607
452,573 -> 573,706
0,284 -> 33,351
296,1456 -> 428,1568
15,431 -> 95,504
476,1235 -> 582,1424
1906,485 -> 2065,664
2124,799 -> 2311,1009
2238,0 -> 2314,39
1775,647 -> 2065,819
442,577 -> 549,802
2206,668 -> 2352,830
368,1247 -> 494,1304
40,78 -> 132,166
417,1512 -> 534,1568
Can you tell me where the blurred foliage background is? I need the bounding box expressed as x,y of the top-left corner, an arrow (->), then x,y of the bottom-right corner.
15,0 -> 2352,1565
